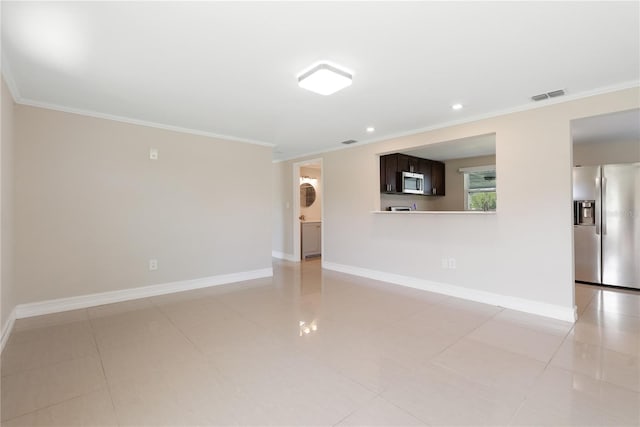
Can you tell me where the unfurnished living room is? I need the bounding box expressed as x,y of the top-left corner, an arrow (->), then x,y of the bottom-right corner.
1,2 -> 639,426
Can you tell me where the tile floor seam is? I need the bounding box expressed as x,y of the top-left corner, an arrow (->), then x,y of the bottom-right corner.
551,363 -> 640,395
329,391 -> 384,426
538,314 -> 576,371
426,332 -> 550,425
152,302 -> 212,359
507,368 -> 640,427
577,285 -> 599,311
0,321 -> 97,378
407,360 -> 525,426
373,393 -> 433,426
504,313 -> 590,426
506,396 -> 532,426
87,311 -> 122,427
504,354 -> 568,426
422,305 -> 505,365
0,373 -> 107,422
478,320 -> 573,397
0,351 -> 105,380
0,386 -> 115,425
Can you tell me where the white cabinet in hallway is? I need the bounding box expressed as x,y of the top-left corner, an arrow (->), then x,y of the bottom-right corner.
301,221 -> 321,259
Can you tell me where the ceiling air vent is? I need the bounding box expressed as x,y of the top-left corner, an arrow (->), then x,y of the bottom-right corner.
531,89 -> 566,101
341,139 -> 358,145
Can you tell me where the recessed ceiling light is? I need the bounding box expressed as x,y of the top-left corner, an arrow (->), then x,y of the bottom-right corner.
452,103 -> 463,110
366,126 -> 375,133
298,62 -> 353,96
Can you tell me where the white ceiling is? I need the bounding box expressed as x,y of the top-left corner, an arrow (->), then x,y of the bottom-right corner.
2,2 -> 639,161
402,133 -> 496,162
571,109 -> 640,145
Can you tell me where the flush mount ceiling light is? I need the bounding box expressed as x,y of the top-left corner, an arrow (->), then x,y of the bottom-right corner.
366,126 -> 375,133
452,103 -> 463,110
298,62 -> 353,96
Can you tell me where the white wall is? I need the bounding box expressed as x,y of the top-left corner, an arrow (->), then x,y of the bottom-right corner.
14,105 -> 273,305
1,77 -> 16,334
273,87 -> 639,320
573,139 -> 640,166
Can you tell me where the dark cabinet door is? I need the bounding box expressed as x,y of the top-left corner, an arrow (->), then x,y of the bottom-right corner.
396,154 -> 409,173
380,154 -> 398,193
407,156 -> 420,173
418,159 -> 432,195
431,161 -> 445,196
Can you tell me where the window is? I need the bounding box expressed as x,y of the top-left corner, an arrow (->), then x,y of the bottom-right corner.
461,165 -> 496,211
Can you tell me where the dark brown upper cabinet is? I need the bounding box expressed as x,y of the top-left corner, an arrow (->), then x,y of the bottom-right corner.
418,158 -> 433,194
430,160 -> 445,196
380,154 -> 398,193
380,153 -> 445,196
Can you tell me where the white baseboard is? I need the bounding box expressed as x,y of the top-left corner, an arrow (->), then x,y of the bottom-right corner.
271,251 -> 299,262
14,268 -> 273,320
322,261 -> 577,323
1,307 -> 17,352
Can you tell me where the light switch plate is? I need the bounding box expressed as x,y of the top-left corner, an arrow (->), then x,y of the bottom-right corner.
149,148 -> 158,160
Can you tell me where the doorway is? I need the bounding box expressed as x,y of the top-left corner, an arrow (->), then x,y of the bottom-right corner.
293,159 -> 323,261
570,109 -> 640,315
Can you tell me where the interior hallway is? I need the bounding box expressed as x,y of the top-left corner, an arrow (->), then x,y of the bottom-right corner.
1,259 -> 639,426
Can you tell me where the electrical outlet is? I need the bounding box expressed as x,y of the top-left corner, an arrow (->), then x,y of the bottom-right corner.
149,148 -> 158,160
448,258 -> 457,269
149,259 -> 158,271
441,258 -> 449,269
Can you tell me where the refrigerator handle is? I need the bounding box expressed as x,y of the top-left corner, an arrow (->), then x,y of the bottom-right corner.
595,177 -> 601,235
601,176 -> 607,235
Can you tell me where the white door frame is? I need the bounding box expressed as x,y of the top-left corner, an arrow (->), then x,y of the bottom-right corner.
293,158 -> 323,261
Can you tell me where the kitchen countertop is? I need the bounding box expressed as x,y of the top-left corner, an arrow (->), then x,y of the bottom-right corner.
372,211 -> 496,215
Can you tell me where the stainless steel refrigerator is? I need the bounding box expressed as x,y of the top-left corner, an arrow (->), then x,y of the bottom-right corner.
573,163 -> 639,289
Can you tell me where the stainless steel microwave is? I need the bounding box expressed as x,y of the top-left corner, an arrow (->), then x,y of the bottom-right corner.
400,171 -> 424,194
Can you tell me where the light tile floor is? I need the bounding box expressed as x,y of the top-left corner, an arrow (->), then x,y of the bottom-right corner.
1,259 -> 639,426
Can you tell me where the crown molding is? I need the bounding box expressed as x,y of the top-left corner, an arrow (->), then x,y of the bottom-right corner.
1,53 -> 22,103
17,97 -> 275,148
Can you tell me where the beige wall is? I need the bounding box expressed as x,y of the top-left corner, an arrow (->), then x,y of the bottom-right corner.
1,77 -> 16,332
274,87 -> 640,314
573,140 -> 640,166
272,161 -> 291,256
14,105 -> 273,304
300,166 -> 321,221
